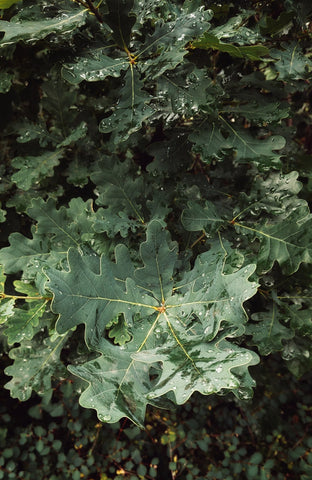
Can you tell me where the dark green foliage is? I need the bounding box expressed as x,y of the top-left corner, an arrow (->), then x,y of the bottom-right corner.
0,3 -> 312,476
0,358 -> 311,479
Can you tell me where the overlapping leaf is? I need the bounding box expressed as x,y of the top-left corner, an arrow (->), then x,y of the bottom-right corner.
99,67 -> 153,145
192,33 -> 269,60
62,52 -> 129,85
189,118 -> 285,166
1,280 -> 50,344
183,172 -> 312,275
272,42 -> 312,80
47,221 -> 258,426
0,265 -> 14,323
246,304 -> 294,355
11,151 -> 64,191
140,7 -> 212,78
181,200 -> 225,235
5,333 -> 68,401
0,6 -> 87,47
232,174 -> 312,274
90,157 -> 145,235
0,197 -> 101,281
103,0 -> 135,49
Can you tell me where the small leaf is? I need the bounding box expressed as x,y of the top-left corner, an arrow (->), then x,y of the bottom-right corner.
246,304 -> 294,355
4,299 -> 49,345
11,151 -> 63,191
5,334 -> 68,401
99,67 -> 153,144
62,53 -> 128,85
0,0 -> 20,9
181,200 -> 225,235
106,314 -> 132,345
192,33 -> 269,60
0,71 -> 13,93
272,42 -> 312,81
0,202 -> 6,223
103,0 -> 136,49
56,121 -> 87,147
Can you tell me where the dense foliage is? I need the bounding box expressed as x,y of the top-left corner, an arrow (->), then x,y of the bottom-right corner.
1,359 -> 312,479
0,0 -> 312,472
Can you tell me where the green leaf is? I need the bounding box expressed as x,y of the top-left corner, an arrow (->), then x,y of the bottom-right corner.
103,0 -> 136,49
259,11 -> 294,36
134,338 -> 258,404
16,122 -> 51,146
189,119 -> 286,166
192,33 -> 269,60
56,121 -> 87,148
11,151 -> 64,191
282,337 -> 312,377
0,0 -> 20,9
26,197 -> 93,248
140,7 -> 212,78
156,64 -> 217,118
272,42 -> 312,81
0,202 -> 6,223
0,7 -> 87,47
0,71 -> 13,93
208,12 -> 262,44
90,157 -> 145,234
0,230 -> 51,275
5,333 -> 68,401
99,67 -> 153,144
246,304 -> 294,355
4,300 -> 49,345
181,200 -> 225,235
47,221 -> 258,425
0,265 -> 14,323
106,314 -> 132,345
4,280 -> 50,344
68,340 -> 153,426
41,77 -> 79,137
232,172 -> 312,274
62,53 -> 129,85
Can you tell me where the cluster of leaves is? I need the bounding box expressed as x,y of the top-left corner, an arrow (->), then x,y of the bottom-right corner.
0,0 -> 312,430
1,357 -> 312,479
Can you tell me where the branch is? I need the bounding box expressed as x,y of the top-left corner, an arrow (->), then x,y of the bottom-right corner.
74,0 -> 103,23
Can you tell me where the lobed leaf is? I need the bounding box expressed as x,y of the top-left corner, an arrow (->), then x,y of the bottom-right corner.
192,33 -> 269,60
47,221 -> 258,425
11,151 -> 64,191
5,334 -> 68,401
246,305 -> 294,355
0,7 -> 87,47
